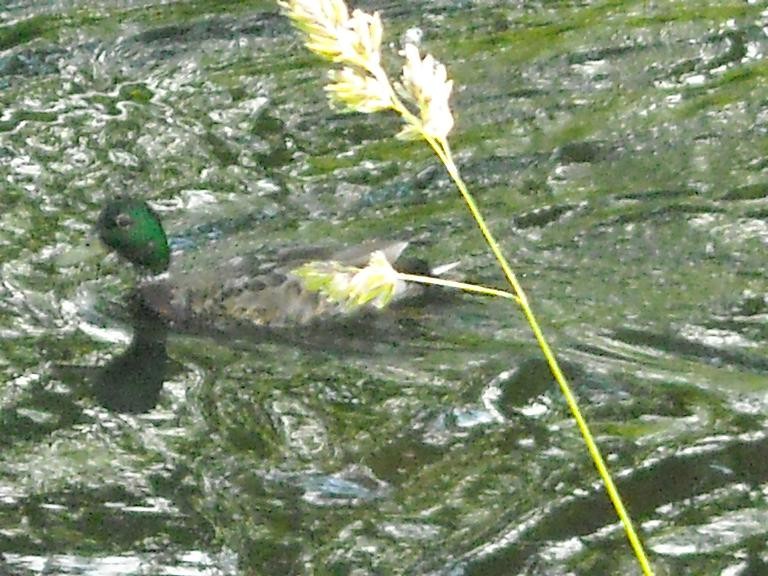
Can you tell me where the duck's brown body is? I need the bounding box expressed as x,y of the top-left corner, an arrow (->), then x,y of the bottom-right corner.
134,240 -> 413,332
97,198 -> 447,345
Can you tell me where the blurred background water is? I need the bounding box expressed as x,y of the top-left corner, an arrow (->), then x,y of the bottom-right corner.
1,0 -> 767,574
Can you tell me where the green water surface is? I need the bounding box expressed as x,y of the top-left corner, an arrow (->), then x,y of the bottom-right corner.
1,1 -> 767,574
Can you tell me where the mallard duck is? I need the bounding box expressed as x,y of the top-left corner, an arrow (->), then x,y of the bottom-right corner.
96,197 -> 449,337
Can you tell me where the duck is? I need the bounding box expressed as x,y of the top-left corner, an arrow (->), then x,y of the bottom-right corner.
96,196 -> 452,340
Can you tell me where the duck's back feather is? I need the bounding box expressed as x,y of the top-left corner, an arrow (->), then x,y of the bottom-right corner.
135,240 -> 414,331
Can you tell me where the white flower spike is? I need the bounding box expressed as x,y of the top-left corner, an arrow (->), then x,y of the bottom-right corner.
294,251 -> 401,312
396,43 -> 454,140
280,0 -> 454,140
326,67 -> 393,113
278,0 -> 350,61
279,0 -> 385,73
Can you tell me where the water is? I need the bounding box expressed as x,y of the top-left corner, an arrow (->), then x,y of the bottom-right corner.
1,1 -> 767,574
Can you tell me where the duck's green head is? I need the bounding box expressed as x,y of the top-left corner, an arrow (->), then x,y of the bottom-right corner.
97,197 -> 170,275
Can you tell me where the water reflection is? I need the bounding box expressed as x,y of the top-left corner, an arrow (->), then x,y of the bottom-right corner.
460,432 -> 768,575
91,292 -> 170,413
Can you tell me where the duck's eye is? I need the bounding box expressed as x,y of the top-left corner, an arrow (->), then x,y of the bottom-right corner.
115,213 -> 133,228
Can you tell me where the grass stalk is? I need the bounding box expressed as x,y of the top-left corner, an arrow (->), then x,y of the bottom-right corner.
397,272 -> 521,304
277,2 -> 654,572
429,137 -> 654,576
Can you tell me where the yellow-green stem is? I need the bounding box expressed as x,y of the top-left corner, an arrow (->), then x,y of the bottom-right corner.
379,65 -> 652,573
426,137 -> 654,576
397,272 -> 521,304
279,7 -> 652,570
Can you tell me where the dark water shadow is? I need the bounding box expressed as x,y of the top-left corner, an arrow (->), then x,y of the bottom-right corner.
612,327 -> 768,374
49,292 -> 171,414
91,298 -> 170,413
457,432 -> 768,575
